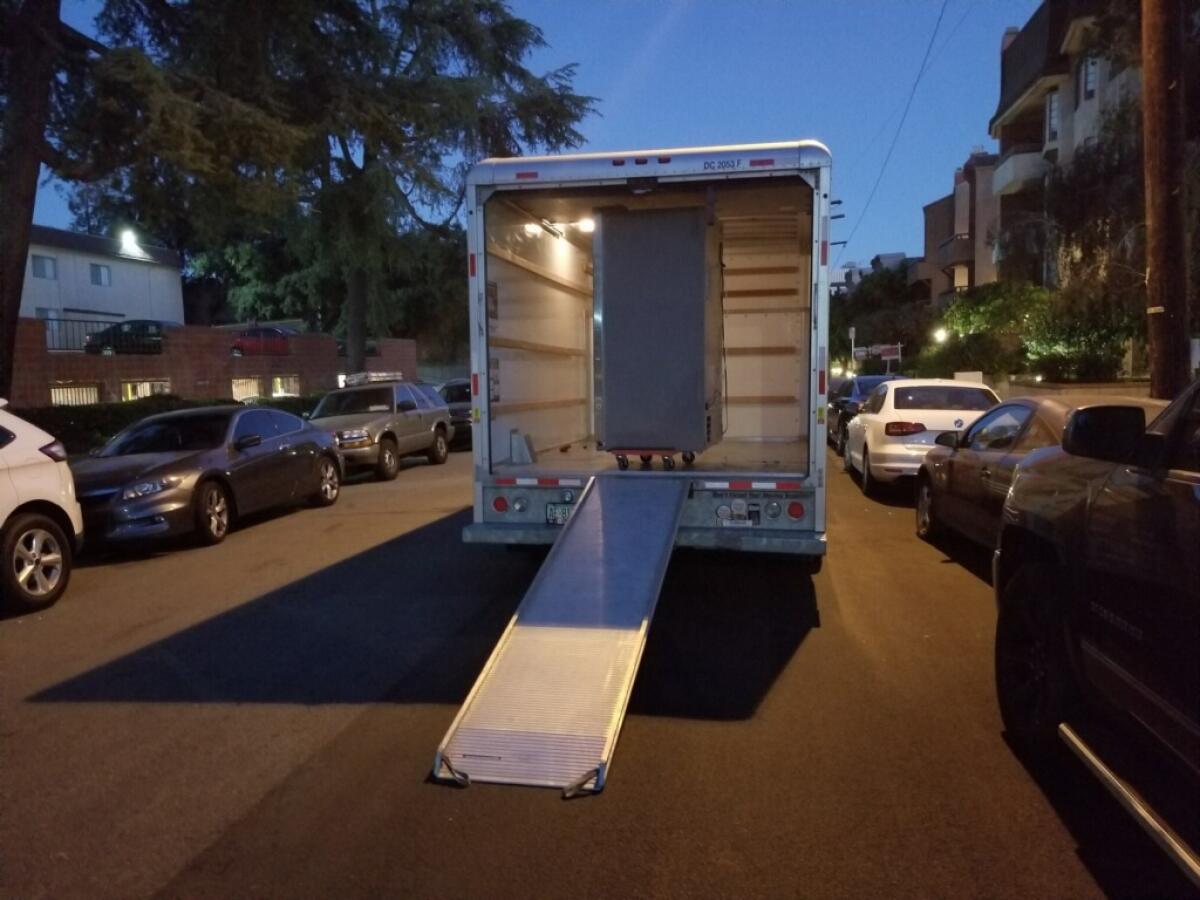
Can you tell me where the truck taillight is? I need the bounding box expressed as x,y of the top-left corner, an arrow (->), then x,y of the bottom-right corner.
39,441 -> 67,462
787,501 -> 805,520
885,422 -> 926,436
492,497 -> 509,513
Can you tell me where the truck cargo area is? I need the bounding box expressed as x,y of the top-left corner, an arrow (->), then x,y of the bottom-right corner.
482,177 -> 815,477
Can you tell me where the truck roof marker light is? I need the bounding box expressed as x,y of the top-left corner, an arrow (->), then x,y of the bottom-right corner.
515,171 -> 538,180
611,159 -> 626,167
657,156 -> 671,164
634,158 -> 648,166
749,158 -> 775,167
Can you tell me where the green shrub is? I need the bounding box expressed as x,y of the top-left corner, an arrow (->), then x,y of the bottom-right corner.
913,333 -> 1025,379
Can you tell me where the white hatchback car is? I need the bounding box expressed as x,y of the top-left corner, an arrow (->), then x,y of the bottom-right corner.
0,404 -> 84,612
843,378 -> 999,495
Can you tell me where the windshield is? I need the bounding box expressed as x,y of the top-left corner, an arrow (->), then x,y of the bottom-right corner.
103,413 -> 231,456
312,387 -> 393,418
893,386 -> 997,411
441,382 -> 470,404
853,376 -> 896,396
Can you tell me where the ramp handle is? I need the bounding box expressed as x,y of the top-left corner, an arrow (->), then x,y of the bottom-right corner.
562,766 -> 601,799
440,755 -> 471,787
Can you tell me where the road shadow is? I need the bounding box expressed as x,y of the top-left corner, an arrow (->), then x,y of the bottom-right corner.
926,531 -> 995,586
1005,732 -> 1199,898
31,515 -> 813,722
630,549 -> 817,719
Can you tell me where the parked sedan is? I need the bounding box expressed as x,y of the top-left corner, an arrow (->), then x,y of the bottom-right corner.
916,394 -> 1167,546
843,378 -> 998,496
84,319 -> 179,355
826,374 -> 908,455
0,405 -> 83,612
438,378 -> 472,447
310,381 -> 452,479
71,406 -> 342,546
231,325 -> 296,356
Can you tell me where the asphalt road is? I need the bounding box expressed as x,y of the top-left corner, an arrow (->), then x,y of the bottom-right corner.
1,449 -> 1194,899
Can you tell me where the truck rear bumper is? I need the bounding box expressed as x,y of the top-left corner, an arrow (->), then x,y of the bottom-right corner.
464,522 -> 826,556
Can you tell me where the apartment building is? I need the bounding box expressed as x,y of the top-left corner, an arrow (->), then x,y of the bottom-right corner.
989,0 -> 1140,280
910,150 -> 999,306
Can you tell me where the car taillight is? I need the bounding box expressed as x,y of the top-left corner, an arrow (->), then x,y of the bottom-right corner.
492,496 -> 508,513
885,422 -> 926,436
39,440 -> 68,462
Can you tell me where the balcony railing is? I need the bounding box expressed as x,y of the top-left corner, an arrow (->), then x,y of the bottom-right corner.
936,233 -> 974,270
43,318 -> 166,354
994,144 -> 1051,196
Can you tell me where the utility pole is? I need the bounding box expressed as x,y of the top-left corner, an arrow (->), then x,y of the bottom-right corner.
1141,0 -> 1191,399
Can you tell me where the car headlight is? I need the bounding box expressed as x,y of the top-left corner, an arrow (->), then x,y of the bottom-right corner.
337,429 -> 371,442
122,476 -> 182,500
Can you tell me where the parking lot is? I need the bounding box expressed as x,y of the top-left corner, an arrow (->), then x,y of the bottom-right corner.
0,449 -> 1192,899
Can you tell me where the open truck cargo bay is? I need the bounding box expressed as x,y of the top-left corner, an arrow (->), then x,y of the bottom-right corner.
436,142 -> 831,795
465,140 -> 831,555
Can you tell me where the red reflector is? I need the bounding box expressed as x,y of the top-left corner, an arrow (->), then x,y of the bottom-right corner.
749,158 -> 775,167
515,171 -> 538,180
821,240 -> 829,265
729,480 -> 752,490
885,422 -> 926,436
776,481 -> 801,490
494,477 -> 516,486
612,159 -> 626,167
492,496 -> 509,513
537,478 -> 559,486
787,501 -> 805,520
657,156 -> 671,164
469,253 -> 476,277
818,370 -> 826,394
471,373 -> 479,396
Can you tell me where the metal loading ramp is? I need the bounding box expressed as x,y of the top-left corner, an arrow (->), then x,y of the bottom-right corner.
435,475 -> 688,795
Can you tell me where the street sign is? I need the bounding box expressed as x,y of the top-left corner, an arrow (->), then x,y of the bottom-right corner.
879,344 -> 901,361
853,347 -> 868,361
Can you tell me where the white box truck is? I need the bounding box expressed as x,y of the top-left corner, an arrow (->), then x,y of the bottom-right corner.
437,141 -> 833,795
461,140 -> 831,560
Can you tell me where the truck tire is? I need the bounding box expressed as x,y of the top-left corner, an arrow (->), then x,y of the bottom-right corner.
2,512 -> 72,612
376,437 -> 400,481
995,561 -> 1078,757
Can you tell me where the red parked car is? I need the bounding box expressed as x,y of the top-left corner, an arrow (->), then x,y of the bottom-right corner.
231,326 -> 296,356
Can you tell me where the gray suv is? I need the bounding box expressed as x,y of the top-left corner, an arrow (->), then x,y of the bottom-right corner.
310,382 -> 453,480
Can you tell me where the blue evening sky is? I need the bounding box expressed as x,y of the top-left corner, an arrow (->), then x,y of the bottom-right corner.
34,0 -> 1040,265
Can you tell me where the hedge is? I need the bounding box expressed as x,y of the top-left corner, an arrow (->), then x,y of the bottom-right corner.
10,394 -> 325,455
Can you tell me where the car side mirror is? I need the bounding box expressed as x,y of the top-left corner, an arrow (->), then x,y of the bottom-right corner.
234,434 -> 263,451
398,400 -> 417,413
302,411 -> 311,420
1063,406 -> 1145,464
935,430 -> 960,449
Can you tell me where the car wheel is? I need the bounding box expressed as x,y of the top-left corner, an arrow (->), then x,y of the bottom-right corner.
860,446 -> 877,496
376,437 -> 400,481
2,513 -> 71,612
995,561 -> 1078,757
427,429 -> 449,465
312,455 -> 341,507
915,474 -> 941,541
841,434 -> 854,473
835,425 -> 848,456
194,481 -> 232,545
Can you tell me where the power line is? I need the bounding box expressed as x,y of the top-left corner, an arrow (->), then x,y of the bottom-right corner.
836,0 -> 951,266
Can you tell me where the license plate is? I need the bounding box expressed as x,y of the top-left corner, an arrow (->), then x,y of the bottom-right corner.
546,502 -> 573,526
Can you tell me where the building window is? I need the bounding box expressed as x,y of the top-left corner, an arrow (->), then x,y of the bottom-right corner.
231,377 -> 262,402
1076,57 -> 1098,107
121,380 -> 170,401
89,263 -> 112,286
1045,90 -> 1060,143
271,375 -> 300,397
50,384 -> 100,407
32,255 -> 57,280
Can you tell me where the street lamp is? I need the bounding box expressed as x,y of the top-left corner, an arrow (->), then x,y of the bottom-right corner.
933,327 -> 948,344
120,229 -> 140,254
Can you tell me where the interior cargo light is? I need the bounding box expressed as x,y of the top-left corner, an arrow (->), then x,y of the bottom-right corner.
577,218 -> 595,233
523,223 -> 541,237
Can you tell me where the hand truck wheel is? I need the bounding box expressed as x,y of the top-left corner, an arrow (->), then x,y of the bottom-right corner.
682,451 -> 696,466
616,454 -> 629,471
662,455 -> 676,470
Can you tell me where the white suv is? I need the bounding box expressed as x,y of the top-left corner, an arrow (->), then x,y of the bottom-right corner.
0,404 -> 84,612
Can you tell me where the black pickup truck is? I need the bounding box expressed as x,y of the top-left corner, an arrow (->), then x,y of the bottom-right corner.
993,377 -> 1199,886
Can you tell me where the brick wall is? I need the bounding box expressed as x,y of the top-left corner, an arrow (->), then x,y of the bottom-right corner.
9,318 -> 419,407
